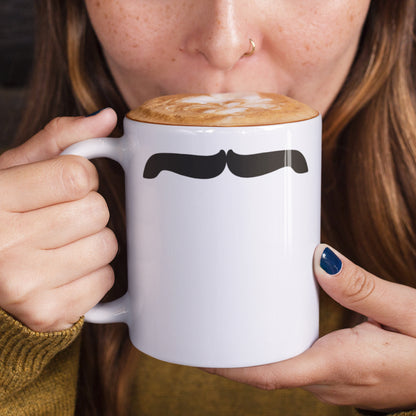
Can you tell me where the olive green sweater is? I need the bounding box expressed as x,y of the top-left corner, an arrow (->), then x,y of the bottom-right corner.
0,296 -> 415,416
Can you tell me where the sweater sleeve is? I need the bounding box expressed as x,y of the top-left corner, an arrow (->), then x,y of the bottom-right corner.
0,309 -> 83,415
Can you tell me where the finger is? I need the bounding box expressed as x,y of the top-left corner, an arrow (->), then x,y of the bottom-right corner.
0,227 -> 116,314
46,228 -> 118,288
0,155 -> 98,212
9,192 -> 110,250
0,108 -> 117,169
55,265 -> 116,323
19,265 -> 115,332
314,244 -> 416,337
206,346 -> 330,390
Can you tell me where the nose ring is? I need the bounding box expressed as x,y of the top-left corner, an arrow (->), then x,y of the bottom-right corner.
243,38 -> 256,57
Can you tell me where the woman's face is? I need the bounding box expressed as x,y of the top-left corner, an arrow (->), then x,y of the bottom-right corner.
85,0 -> 370,115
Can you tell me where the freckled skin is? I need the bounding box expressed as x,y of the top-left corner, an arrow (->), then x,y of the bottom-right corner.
85,0 -> 371,115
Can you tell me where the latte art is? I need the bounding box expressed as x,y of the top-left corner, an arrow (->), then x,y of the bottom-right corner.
127,92 -> 318,127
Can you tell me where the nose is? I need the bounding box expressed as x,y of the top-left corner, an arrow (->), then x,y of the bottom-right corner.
183,0 -> 256,71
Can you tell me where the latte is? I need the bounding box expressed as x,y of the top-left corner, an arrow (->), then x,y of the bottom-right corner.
127,92 -> 318,127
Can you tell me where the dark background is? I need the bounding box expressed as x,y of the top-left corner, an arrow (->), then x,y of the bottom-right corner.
0,1 -> 35,150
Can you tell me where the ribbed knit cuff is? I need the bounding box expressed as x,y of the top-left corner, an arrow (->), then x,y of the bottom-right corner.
0,308 -> 84,397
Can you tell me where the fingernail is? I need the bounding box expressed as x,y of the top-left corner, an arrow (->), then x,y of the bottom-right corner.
86,109 -> 103,117
320,247 -> 342,275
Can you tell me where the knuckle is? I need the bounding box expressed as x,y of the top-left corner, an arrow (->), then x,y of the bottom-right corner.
82,266 -> 115,310
58,156 -> 97,199
101,265 -> 115,292
256,380 -> 278,391
43,117 -> 65,137
101,228 -> 119,260
41,118 -> 67,155
88,192 -> 110,225
251,368 -> 280,391
342,267 -> 376,303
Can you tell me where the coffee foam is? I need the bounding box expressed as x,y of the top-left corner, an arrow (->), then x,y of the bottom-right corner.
127,92 -> 319,127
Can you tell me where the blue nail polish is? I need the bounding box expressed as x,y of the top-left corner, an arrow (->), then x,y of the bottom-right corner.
320,247 -> 342,275
86,109 -> 102,117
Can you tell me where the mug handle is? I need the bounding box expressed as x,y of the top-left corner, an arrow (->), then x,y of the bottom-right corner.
61,137 -> 130,325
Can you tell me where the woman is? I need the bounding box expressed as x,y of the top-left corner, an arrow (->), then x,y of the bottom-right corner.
0,1 -> 416,415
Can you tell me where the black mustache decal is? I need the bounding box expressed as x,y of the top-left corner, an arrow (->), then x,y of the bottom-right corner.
143,149 -> 308,179
144,150 -> 227,179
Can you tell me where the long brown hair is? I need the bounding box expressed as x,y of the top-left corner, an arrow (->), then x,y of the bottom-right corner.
16,1 -> 416,414
322,2 -> 416,284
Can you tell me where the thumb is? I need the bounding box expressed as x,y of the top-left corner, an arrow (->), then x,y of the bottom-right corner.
314,244 -> 416,337
0,108 -> 117,169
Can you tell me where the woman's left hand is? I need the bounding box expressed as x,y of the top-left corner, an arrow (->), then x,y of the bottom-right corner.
207,244 -> 416,412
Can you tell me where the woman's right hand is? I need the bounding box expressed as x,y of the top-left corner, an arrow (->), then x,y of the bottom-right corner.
0,109 -> 119,332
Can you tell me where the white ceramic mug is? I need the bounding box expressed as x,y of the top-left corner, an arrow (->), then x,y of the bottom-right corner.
62,105 -> 321,368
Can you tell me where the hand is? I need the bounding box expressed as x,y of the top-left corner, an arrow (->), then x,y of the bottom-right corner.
207,244 -> 416,412
0,109 -> 119,332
